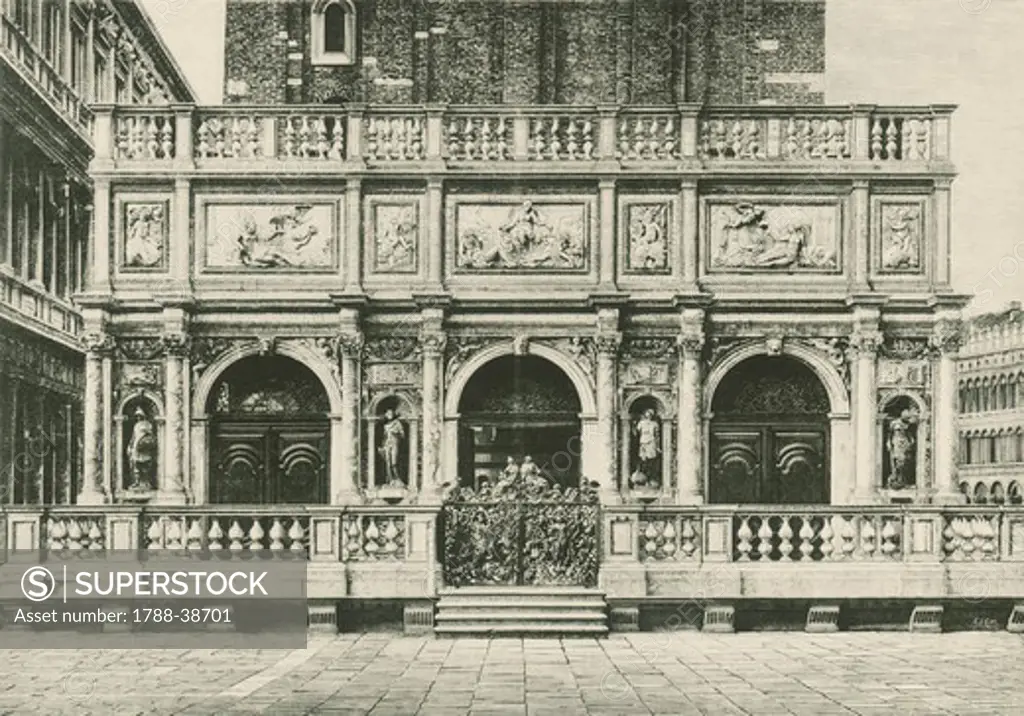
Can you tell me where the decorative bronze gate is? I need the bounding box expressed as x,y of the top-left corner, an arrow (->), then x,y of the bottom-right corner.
440,480 -> 600,587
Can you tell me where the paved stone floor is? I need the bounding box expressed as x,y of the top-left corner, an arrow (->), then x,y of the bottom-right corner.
0,632 -> 1022,715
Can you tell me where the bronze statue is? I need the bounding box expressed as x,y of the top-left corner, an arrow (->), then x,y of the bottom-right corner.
127,407 -> 157,490
378,408 -> 405,485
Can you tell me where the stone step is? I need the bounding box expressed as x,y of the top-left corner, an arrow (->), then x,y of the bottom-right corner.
444,590 -> 602,598
435,623 -> 609,636
437,597 -> 607,609
436,610 -> 607,622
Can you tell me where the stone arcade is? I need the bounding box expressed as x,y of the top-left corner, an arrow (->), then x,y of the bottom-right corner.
4,0 -> 1023,635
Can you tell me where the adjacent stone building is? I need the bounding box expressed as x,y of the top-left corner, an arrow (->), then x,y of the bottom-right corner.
958,303 -> 1024,505
0,0 -> 193,506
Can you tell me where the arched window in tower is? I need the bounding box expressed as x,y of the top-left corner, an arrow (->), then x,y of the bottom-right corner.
312,0 -> 356,66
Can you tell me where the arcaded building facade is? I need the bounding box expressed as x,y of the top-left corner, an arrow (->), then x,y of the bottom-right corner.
10,0 -> 1021,632
0,0 -> 192,508
958,304 -> 1024,505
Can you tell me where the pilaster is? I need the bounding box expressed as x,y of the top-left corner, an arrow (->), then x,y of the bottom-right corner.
89,178 -> 112,292
419,306 -> 447,502
598,179 -> 617,289
80,330 -> 114,505
344,180 -> 363,292
425,177 -> 444,288
676,308 -> 705,504
850,312 -> 883,504
931,314 -> 965,503
595,307 -> 622,504
679,179 -> 699,291
153,331 -> 190,505
850,179 -> 870,289
335,327 -> 364,505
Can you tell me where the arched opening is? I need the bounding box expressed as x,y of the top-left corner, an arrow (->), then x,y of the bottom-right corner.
457,355 -> 582,491
207,355 -> 330,504
709,355 -> 830,504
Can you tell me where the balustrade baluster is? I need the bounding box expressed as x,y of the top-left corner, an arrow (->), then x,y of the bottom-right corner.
736,517 -> 753,560
364,518 -> 380,555
861,518 -> 877,557
186,519 -> 205,550
147,519 -> 164,549
756,518 -> 774,559
269,518 -> 286,551
249,519 -> 265,550
228,519 -> 245,550
819,519 -> 835,559
203,519 -> 221,551
798,517 -> 815,559
289,519 -> 306,553
165,519 -> 183,550
778,517 -> 794,560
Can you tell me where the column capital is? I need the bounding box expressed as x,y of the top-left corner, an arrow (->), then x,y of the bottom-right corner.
676,332 -> 705,360
419,331 -> 447,358
82,331 -> 116,357
849,329 -> 884,357
929,319 -> 964,356
161,333 -> 192,358
595,332 -> 622,357
337,332 -> 365,359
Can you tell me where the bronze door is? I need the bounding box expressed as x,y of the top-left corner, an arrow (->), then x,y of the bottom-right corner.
709,424 -> 828,504
211,421 -> 328,504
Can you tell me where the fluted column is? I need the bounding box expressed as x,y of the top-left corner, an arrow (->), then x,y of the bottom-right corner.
419,328 -> 447,502
595,332 -> 621,503
851,329 -> 883,503
336,332 -> 364,504
153,334 -> 189,505
79,332 -> 113,505
932,318 -> 965,503
676,325 -> 705,505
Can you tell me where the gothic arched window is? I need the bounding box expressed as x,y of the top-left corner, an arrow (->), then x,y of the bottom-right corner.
312,0 -> 356,66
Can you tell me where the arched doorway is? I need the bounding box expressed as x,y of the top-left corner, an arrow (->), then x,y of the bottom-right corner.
709,355 -> 830,504
457,355 -> 582,490
208,355 -> 330,504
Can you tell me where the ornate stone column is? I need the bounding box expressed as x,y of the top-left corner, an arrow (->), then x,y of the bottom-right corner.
932,318 -> 965,503
419,326 -> 447,502
153,333 -> 189,505
595,331 -> 621,503
336,331 -> 364,504
676,318 -> 705,505
79,332 -> 113,505
850,328 -> 883,503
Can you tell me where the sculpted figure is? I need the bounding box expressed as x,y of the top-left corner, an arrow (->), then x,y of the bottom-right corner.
887,409 -> 917,489
378,408 -> 406,485
127,407 -> 158,490
632,409 -> 661,485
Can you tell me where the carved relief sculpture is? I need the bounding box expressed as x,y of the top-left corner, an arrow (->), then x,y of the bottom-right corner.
373,203 -> 418,273
126,406 -> 158,491
880,204 -> 922,271
205,204 -> 333,270
710,202 -> 838,270
123,203 -> 166,269
455,201 -> 587,271
626,204 -> 669,272
378,408 -> 406,485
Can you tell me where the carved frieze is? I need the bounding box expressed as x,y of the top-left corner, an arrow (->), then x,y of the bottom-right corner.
881,336 -> 932,360
364,337 -> 419,362
203,203 -> 335,271
117,337 -> 164,361
122,202 -> 167,270
453,201 -> 589,272
624,203 -> 670,273
623,337 -> 675,359
83,332 -> 117,356
878,202 -> 924,273
707,201 -> 840,272
370,202 -> 418,273
930,319 -> 965,356
0,332 -> 83,391
161,334 -> 192,358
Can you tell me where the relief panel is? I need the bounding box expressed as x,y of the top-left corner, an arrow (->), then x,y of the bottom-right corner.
200,200 -> 337,272
367,197 -> 421,275
117,196 -> 169,272
450,198 -> 591,274
704,198 -> 842,274
619,198 -> 674,276
874,199 -> 927,275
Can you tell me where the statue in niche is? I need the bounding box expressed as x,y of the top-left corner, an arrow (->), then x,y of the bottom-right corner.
886,408 -> 919,489
627,205 -> 668,271
631,409 -> 662,488
881,206 -> 921,270
124,204 -> 164,268
126,407 -> 158,491
378,408 -> 406,485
